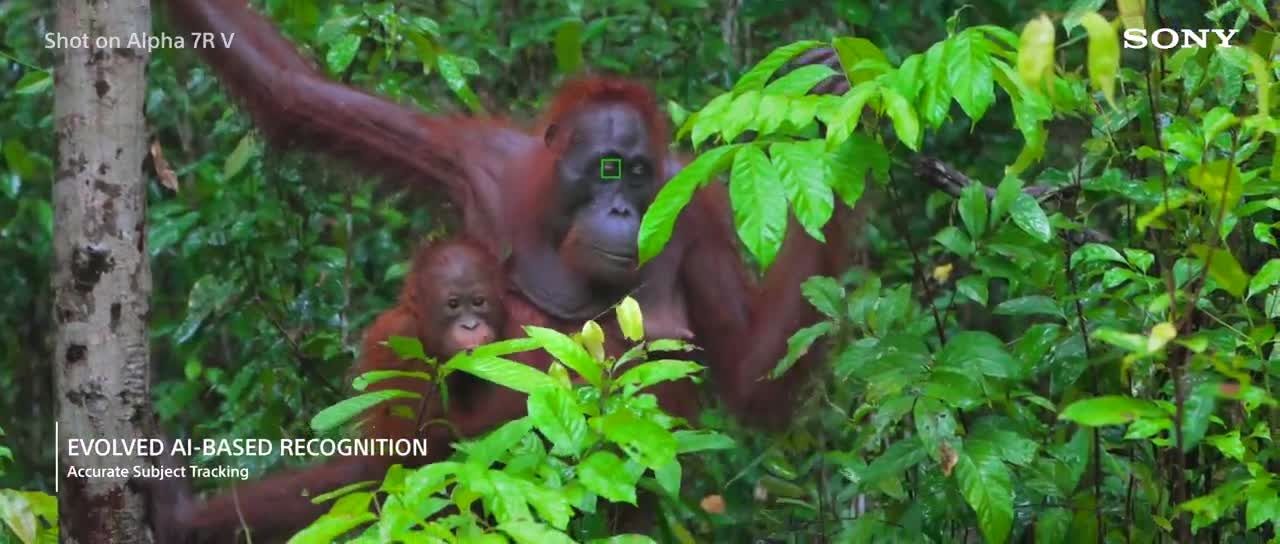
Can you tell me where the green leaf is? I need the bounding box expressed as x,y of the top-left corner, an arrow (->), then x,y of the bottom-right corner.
1180,382 -> 1217,452
991,176 -> 1022,226
772,141 -> 835,242
616,296 -> 644,342
436,54 -> 483,113
289,511 -> 377,544
832,37 -> 889,84
937,331 -> 1018,379
1189,160 -> 1244,213
0,490 -> 36,543
1248,259 -> 1280,299
13,71 -> 52,95
1017,15 -> 1056,90
445,355 -> 557,394
729,145 -> 789,269
311,390 -> 418,432
994,295 -> 1063,320
1205,431 -> 1245,462
1202,107 -> 1238,145
1070,243 -> 1127,268
553,18 -> 584,74
1034,507 -> 1072,544
578,451 -> 638,504
674,430 -> 736,453
325,34 -> 362,74
772,322 -> 833,378
1010,193 -> 1053,242
947,30 -> 996,122
763,64 -> 837,96
1059,396 -> 1165,426
639,145 -> 740,264
384,335 -> 428,362
1246,480 -> 1280,530
1063,0 -> 1106,34
1078,12 -> 1118,107
654,458 -> 682,497
1248,47 -> 1273,117
732,40 -> 824,92
824,82 -> 879,149
458,418 -> 534,469
959,182 -> 989,240
223,132 -> 258,180
956,446 -> 1014,544
527,385 -> 588,457
599,410 -> 677,469
350,369 -> 431,391
525,326 -> 602,388
825,132 -> 878,208
615,359 -> 704,393
880,87 -> 921,150
721,91 -> 761,142
499,520 -> 577,544
957,275 -> 989,306
936,226 -> 975,257
802,276 -> 845,319
1189,244 -> 1250,297
918,40 -> 954,128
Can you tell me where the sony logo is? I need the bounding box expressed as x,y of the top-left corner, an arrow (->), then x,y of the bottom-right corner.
1122,28 -> 1240,49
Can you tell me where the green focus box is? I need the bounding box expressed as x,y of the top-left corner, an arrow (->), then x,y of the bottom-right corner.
600,158 -> 622,179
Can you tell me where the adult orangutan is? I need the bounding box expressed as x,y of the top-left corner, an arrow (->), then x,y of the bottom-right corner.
148,0 -> 854,540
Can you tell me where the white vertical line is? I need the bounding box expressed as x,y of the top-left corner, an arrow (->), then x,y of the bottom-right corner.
54,421 -> 59,493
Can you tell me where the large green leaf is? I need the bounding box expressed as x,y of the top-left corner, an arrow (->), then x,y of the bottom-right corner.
499,520 -> 576,544
524,326 -> 601,388
772,141 -> 835,242
733,40 -> 825,92
881,87 -> 922,150
918,40 -> 953,128
763,64 -> 837,96
310,390 -> 418,432
1188,160 -> 1244,213
599,410 -> 677,469
1189,244 -> 1249,297
729,144 -> 789,269
527,385 -> 588,457
615,360 -> 704,393
959,182 -> 990,241
956,445 -> 1014,544
639,145 -> 740,264
446,355 -> 557,394
1010,193 -> 1053,242
577,451 -> 638,504
772,322 -> 833,378
1248,259 -> 1280,299
937,331 -> 1019,378
1059,396 -> 1165,426
947,30 -> 996,122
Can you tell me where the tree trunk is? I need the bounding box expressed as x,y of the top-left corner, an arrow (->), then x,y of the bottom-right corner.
52,0 -> 153,542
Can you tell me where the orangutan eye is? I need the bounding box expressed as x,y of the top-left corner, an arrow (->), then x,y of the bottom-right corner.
631,162 -> 648,176
472,296 -> 486,308
447,297 -> 460,309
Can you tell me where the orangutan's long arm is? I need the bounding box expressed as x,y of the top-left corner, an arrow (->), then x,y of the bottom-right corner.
163,0 -> 526,231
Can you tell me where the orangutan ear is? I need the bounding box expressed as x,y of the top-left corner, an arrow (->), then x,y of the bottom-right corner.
543,123 -> 559,147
